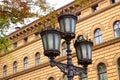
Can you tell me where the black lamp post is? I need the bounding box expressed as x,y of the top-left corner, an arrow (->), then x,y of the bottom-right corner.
40,12 -> 93,80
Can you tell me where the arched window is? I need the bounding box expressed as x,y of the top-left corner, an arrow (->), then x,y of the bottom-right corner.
117,58 -> 120,78
94,28 -> 102,44
98,63 -> 108,80
48,77 -> 54,80
114,21 -> 120,38
24,57 -> 28,70
35,52 -> 40,65
3,65 -> 7,77
79,73 -> 88,80
63,75 -> 68,80
62,42 -> 67,56
13,61 -> 17,73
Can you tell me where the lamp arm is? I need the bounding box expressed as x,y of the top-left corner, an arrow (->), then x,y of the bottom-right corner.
50,59 -> 68,74
50,59 -> 87,76
72,66 -> 87,76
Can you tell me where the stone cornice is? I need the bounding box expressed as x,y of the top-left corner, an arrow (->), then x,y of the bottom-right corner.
7,0 -> 103,43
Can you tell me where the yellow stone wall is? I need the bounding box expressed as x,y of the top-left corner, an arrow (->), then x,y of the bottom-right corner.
0,0 -> 120,80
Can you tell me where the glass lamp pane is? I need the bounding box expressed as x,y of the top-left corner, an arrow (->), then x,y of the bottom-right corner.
48,33 -> 53,49
42,35 -> 47,50
60,19 -> 64,32
65,18 -> 70,32
87,44 -> 92,59
71,18 -> 76,33
76,46 -> 82,60
54,34 -> 60,50
81,44 -> 87,59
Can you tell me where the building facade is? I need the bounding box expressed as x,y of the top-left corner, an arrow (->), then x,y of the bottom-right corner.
0,0 -> 120,80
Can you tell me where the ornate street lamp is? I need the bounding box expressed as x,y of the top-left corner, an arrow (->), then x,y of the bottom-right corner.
58,13 -> 77,40
74,35 -> 93,68
40,12 -> 93,80
40,29 -> 61,59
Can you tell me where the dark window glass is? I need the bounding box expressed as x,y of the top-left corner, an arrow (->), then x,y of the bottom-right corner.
24,57 -> 28,70
98,63 -> 108,80
13,42 -> 17,48
35,52 -> 40,65
3,65 -> 7,77
35,33 -> 40,38
117,58 -> 120,78
79,73 -> 88,80
13,61 -> 17,73
62,42 -> 67,56
94,28 -> 102,44
77,12 -> 82,20
48,77 -> 54,80
111,0 -> 118,3
114,21 -> 120,37
24,37 -> 28,43
92,4 -> 99,12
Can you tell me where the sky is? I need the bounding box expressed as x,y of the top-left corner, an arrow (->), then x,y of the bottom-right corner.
47,0 -> 74,9
6,0 -> 74,35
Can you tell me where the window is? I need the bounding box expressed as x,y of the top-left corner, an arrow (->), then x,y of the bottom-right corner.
35,33 -> 40,38
92,4 -> 99,12
79,73 -> 88,80
77,35 -> 84,40
98,63 -> 108,80
24,57 -> 28,70
13,42 -> 17,48
13,61 -> 17,73
48,77 -> 54,80
35,52 -> 40,65
62,42 -> 67,56
77,12 -> 82,20
24,37 -> 28,43
117,58 -> 120,78
94,28 -> 102,44
3,65 -> 7,77
63,75 -> 68,80
114,21 -> 120,38
111,0 -> 118,3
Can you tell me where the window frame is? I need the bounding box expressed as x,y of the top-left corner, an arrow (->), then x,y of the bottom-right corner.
24,57 -> 28,70
117,58 -> 120,78
62,42 -> 67,56
35,52 -> 40,65
79,73 -> 88,80
92,4 -> 99,12
113,21 -> 120,38
24,37 -> 28,43
48,77 -> 54,80
13,61 -> 17,73
3,65 -> 7,77
94,28 -> 103,44
97,63 -> 108,80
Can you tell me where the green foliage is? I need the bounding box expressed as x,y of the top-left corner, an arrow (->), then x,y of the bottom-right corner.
75,0 -> 93,6
0,36 -> 11,53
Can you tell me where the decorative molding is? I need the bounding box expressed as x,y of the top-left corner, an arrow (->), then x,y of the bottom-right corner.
113,53 -> 120,65
90,23 -> 105,45
93,58 -> 109,70
109,15 -> 120,38
93,37 -> 120,51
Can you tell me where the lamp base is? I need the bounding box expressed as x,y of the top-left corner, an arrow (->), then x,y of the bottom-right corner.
62,32 -> 75,40
44,50 -> 60,59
